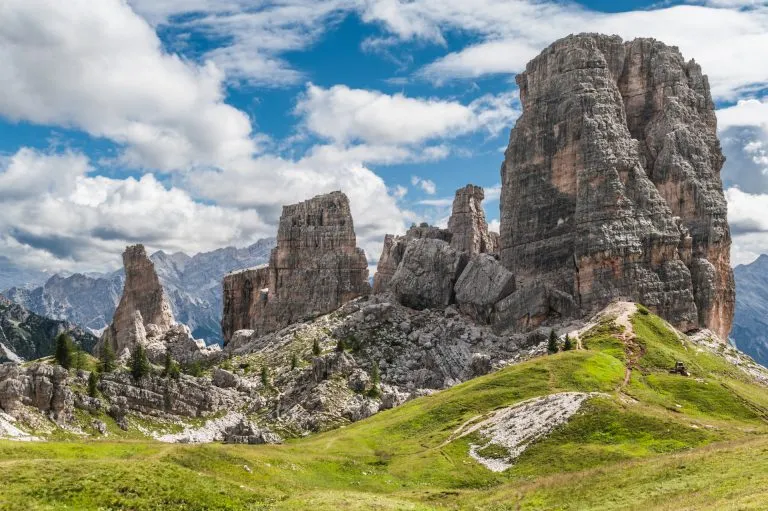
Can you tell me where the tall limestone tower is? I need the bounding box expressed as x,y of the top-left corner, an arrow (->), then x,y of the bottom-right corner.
499,34 -> 735,339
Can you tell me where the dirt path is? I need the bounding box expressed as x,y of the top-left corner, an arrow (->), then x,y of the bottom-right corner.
569,302 -> 642,389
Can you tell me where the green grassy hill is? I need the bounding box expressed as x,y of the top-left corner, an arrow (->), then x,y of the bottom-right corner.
2,305 -> 768,510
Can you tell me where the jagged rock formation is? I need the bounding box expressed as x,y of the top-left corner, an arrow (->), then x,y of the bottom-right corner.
222,192 -> 370,342
96,245 -> 219,364
0,295 -> 97,362
98,245 -> 174,358
449,185 -> 498,255
499,34 -> 734,339
373,184 -> 497,295
3,239 -> 275,344
389,239 -> 468,309
221,266 -> 269,342
0,363 -> 72,421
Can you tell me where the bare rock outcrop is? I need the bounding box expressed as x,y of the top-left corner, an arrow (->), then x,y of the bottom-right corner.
389,239 -> 468,310
222,191 -> 370,343
498,34 -> 734,338
221,266 -> 270,342
449,184 -> 497,256
373,184 -> 497,297
0,363 -> 73,421
97,245 -> 219,364
454,254 -> 516,323
98,245 -> 174,357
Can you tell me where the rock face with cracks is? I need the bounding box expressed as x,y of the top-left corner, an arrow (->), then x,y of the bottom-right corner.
97,245 -> 174,358
222,191 -> 370,343
96,245 -> 218,365
499,33 -> 734,339
374,183 -> 499,300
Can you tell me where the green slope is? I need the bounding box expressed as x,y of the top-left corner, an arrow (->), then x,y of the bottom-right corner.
1,307 -> 767,510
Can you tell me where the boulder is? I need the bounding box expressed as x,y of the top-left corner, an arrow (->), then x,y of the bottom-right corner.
389,239 -> 468,310
454,254 -> 516,323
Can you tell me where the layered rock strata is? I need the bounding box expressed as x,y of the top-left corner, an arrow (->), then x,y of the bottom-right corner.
499,34 -> 734,338
222,191 -> 370,342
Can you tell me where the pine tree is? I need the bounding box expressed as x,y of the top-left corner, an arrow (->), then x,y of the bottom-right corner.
100,343 -> 116,373
563,334 -> 573,351
291,353 -> 298,370
130,345 -> 150,380
371,361 -> 381,387
368,361 -> 382,398
312,338 -> 321,356
73,345 -> 86,371
261,366 -> 270,388
336,338 -> 346,353
54,333 -> 74,369
87,371 -> 99,397
547,329 -> 559,354
163,350 -> 173,378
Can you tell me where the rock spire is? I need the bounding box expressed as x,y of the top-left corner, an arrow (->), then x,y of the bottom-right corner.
97,245 -> 174,357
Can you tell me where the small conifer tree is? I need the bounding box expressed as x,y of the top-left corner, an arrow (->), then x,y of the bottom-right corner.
368,361 -> 382,398
371,361 -> 381,387
73,345 -> 86,371
547,329 -> 559,354
312,338 -> 321,356
261,366 -> 270,388
291,353 -> 298,370
163,350 -> 173,378
100,343 -> 116,373
130,344 -> 150,380
336,338 -> 346,353
87,370 -> 99,397
54,333 -> 74,369
563,334 -> 573,351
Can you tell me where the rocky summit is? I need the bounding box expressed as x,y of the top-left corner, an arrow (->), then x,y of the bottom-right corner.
222,191 -> 370,342
499,34 -> 734,339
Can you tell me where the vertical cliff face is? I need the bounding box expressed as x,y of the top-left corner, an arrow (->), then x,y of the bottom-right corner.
222,191 -> 370,342
98,245 -> 174,356
499,34 -> 734,339
221,266 -> 270,342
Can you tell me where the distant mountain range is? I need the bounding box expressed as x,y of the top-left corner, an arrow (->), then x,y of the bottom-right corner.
1,239 -> 275,345
732,255 -> 768,367
0,295 -> 97,362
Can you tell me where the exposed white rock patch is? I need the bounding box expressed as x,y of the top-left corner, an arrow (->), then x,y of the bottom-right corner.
457,392 -> 594,472
690,330 -> 768,386
155,411 -> 244,444
0,411 -> 41,441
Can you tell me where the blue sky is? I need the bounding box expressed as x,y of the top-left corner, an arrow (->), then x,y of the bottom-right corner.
0,0 -> 767,273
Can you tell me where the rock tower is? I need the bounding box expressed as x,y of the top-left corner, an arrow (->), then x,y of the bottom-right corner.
222,191 -> 370,342
499,34 -> 734,339
97,245 -> 174,357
